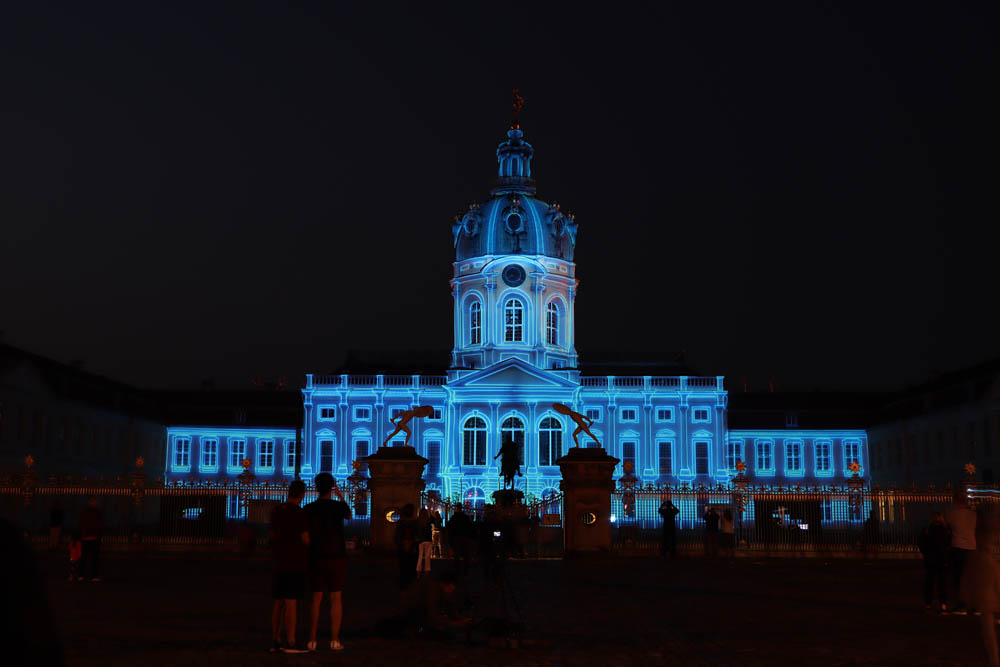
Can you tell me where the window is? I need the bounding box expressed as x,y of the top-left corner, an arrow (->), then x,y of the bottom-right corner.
658,441 -> 673,475
820,499 -> 833,522
229,439 -> 247,469
202,438 -> 218,469
355,439 -> 370,461
546,302 -> 559,346
174,438 -> 191,469
619,408 -> 638,422
815,441 -> 831,474
725,441 -> 743,471
844,440 -> 862,472
504,298 -> 524,342
284,440 -> 297,469
353,406 -> 372,421
430,408 -> 443,421
319,440 -> 334,473
426,440 -> 441,476
785,413 -> 799,428
390,407 -> 405,420
501,416 -> 525,465
756,441 -> 773,472
469,300 -> 482,345
585,407 -> 601,422
655,407 -> 674,422
539,417 -> 562,466
785,441 -> 802,473
463,417 -> 487,466
692,408 -> 711,423
464,486 -> 486,509
695,441 -> 709,475
258,439 -> 274,469
318,406 -> 337,421
621,441 -> 637,471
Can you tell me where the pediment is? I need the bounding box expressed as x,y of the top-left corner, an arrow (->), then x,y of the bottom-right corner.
449,358 -> 578,389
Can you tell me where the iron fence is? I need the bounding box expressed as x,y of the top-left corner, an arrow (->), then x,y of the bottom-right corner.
611,483 -> 999,556
0,479 -> 370,551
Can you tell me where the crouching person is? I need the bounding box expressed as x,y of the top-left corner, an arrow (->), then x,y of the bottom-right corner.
376,572 -> 472,641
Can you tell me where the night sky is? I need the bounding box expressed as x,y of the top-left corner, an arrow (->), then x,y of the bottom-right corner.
2,3 -> 997,391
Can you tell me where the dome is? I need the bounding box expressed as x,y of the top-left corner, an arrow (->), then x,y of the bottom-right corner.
453,127 -> 578,262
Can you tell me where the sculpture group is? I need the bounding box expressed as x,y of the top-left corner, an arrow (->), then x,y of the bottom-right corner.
381,403 -> 602,491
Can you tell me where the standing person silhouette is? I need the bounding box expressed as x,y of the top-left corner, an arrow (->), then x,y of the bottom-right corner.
382,406 -> 434,447
552,403 -> 602,448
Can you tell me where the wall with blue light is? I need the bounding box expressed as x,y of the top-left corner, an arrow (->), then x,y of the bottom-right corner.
165,426 -> 297,481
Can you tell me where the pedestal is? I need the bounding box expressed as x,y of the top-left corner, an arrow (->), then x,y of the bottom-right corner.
556,447 -> 619,554
363,446 -> 428,552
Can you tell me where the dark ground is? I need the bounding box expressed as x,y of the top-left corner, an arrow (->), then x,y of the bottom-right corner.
36,551 -> 994,666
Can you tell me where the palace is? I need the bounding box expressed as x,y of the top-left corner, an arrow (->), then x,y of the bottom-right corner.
163,117 -> 869,508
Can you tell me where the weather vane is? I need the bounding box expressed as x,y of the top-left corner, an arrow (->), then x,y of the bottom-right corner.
510,87 -> 524,129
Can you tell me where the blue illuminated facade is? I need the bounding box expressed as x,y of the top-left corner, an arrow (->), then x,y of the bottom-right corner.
165,121 -> 870,500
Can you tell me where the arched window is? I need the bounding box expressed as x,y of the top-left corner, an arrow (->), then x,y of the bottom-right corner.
504,299 -> 524,342
469,300 -> 482,345
464,486 -> 486,509
539,416 -> 562,466
546,302 -> 559,346
462,416 -> 487,466
501,416 -> 525,465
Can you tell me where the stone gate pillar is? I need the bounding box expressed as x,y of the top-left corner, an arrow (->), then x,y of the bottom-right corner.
363,446 -> 428,552
556,447 -> 620,554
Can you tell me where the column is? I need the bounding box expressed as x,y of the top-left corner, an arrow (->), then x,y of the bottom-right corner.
678,400 -> 691,479
642,404 -> 654,479
526,401 -> 538,480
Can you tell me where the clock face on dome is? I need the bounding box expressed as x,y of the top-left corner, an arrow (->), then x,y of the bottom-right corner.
501,264 -> 526,287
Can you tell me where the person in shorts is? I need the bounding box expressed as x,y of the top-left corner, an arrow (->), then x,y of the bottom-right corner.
304,473 -> 351,651
269,479 -> 310,653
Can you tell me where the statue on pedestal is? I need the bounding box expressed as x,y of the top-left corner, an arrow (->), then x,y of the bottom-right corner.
382,405 -> 434,447
494,436 -> 522,489
552,403 -> 603,448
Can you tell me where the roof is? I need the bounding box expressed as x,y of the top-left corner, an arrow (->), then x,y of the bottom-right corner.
727,391 -> 887,430
332,349 -> 451,375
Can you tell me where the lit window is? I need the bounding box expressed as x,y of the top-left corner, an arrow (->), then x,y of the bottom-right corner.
539,417 -> 562,466
785,413 -> 798,428
655,407 -> 674,422
546,302 -> 559,346
695,441 -> 709,475
504,299 -> 524,342
814,442 -> 831,474
464,486 -> 486,509
201,438 -> 218,469
426,440 -> 441,476
622,441 -> 637,471
658,441 -> 673,475
258,439 -> 274,470
353,406 -> 372,421
755,441 -> 773,472
463,417 -> 487,466
725,441 -> 743,471
229,439 -> 246,469
619,408 -> 638,422
469,300 -> 482,345
319,440 -> 334,473
174,438 -> 191,469
585,407 -> 601,422
354,439 -> 370,466
284,440 -> 297,469
844,441 -> 862,472
318,407 -> 337,421
501,416 -> 526,465
430,408 -> 443,421
785,441 -> 802,473
692,408 -> 711,423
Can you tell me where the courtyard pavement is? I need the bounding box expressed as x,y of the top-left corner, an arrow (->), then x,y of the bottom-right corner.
36,550 -> 995,666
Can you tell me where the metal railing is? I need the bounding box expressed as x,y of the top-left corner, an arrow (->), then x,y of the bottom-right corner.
610,482 -> 998,556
